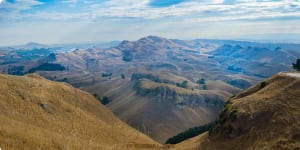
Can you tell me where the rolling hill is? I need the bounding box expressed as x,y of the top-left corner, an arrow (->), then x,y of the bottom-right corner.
0,36 -> 298,143
0,73 -> 161,150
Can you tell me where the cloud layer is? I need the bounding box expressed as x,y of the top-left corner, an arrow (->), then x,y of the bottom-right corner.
0,0 -> 299,45
1,0 -> 299,21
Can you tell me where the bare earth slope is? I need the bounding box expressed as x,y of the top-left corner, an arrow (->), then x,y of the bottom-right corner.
0,73 -> 161,150
174,72 -> 300,150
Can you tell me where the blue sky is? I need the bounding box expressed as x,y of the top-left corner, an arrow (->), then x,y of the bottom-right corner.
0,0 -> 300,46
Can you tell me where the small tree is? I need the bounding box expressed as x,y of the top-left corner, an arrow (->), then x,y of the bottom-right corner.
101,96 -> 110,105
121,74 -> 125,79
293,59 -> 300,71
176,80 -> 188,89
102,72 -> 112,77
197,78 -> 205,85
181,80 -> 188,88
93,94 -> 110,105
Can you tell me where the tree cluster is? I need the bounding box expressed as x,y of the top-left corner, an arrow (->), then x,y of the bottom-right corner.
165,121 -> 218,144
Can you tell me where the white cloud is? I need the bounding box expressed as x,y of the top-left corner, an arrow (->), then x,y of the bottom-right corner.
1,0 -> 300,21
0,0 -> 300,45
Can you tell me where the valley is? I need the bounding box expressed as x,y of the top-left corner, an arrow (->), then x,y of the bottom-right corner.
1,0 -> 300,149
0,36 -> 299,144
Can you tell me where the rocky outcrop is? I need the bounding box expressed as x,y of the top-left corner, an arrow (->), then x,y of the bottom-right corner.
131,73 -> 173,84
135,80 -> 224,109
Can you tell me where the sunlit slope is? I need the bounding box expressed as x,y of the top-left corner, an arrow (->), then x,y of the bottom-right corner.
106,79 -> 232,143
0,73 -> 161,150
174,72 -> 300,150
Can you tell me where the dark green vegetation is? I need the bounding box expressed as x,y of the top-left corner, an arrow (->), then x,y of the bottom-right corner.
229,109 -> 238,121
219,102 -> 232,124
197,79 -> 207,90
176,80 -> 188,88
293,58 -> 300,71
101,72 -> 112,77
165,121 -> 218,144
197,78 -> 205,85
121,74 -> 125,79
101,96 -> 110,105
93,94 -> 110,105
218,101 -> 238,124
27,63 -> 65,74
260,81 -> 267,89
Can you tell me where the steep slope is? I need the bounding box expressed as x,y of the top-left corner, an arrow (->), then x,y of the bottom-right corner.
0,73 -> 161,150
175,72 -> 300,150
106,78 -> 232,143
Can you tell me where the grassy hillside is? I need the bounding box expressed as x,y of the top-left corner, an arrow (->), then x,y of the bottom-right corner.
103,79 -> 230,143
174,72 -> 300,150
1,36 -> 295,145
0,73 -> 161,150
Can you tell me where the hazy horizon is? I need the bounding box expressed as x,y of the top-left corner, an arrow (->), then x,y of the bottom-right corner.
0,0 -> 300,46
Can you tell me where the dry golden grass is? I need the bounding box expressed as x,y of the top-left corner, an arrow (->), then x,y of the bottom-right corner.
174,72 -> 300,150
0,73 -> 163,150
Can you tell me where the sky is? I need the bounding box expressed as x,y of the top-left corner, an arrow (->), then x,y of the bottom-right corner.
0,0 -> 300,46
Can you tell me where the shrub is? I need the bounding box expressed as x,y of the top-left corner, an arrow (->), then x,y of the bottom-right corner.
176,80 -> 188,89
93,94 -> 110,105
102,72 -> 112,77
260,81 -> 267,89
197,78 -> 205,85
229,110 -> 238,121
293,58 -> 300,71
181,80 -> 188,88
219,103 -> 231,124
101,96 -> 109,105
121,74 -> 125,79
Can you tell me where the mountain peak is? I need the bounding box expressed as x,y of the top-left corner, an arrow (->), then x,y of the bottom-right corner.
138,35 -> 167,43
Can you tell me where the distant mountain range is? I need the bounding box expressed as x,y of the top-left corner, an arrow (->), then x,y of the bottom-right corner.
0,35 -> 299,143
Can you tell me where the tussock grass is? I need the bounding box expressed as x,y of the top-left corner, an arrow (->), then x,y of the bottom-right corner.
0,73 -> 161,149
